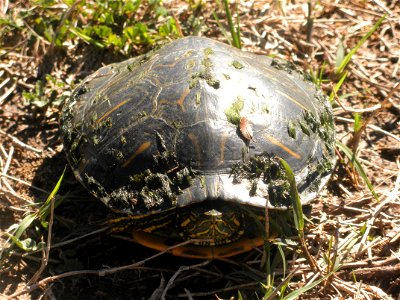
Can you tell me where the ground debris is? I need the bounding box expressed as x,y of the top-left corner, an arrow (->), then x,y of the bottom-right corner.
0,0 -> 399,299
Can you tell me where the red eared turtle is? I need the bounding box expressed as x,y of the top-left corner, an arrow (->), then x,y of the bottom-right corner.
61,36 -> 335,258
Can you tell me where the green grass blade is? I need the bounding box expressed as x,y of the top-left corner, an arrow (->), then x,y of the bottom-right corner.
9,214 -> 38,241
264,242 -> 273,292
279,158 -> 304,232
234,0 -> 241,49
282,269 -> 337,300
69,27 -> 105,48
212,11 -> 232,45
4,233 -> 43,252
329,70 -> 348,102
39,195 -> 66,228
223,0 -> 241,49
277,244 -> 286,278
44,167 -> 65,207
0,214 -> 37,257
1,168 -> 67,255
336,15 -> 386,75
353,112 -> 362,133
335,38 -> 345,69
317,62 -> 327,88
39,167 -> 66,224
237,290 -> 243,300
336,141 -> 378,200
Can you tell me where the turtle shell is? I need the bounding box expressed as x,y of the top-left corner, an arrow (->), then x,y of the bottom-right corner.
61,37 -> 335,245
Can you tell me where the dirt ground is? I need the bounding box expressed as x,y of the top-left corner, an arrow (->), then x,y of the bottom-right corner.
0,1 -> 399,299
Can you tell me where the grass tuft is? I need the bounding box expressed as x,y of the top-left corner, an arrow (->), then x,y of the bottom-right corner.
1,168 -> 66,258
336,141 -> 379,200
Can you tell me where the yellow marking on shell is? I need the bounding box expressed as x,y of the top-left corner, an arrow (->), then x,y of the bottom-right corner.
180,218 -> 191,227
187,133 -> 202,162
232,218 -> 241,227
96,99 -> 129,125
122,141 -> 152,168
183,50 -> 194,57
264,134 -> 301,160
176,88 -> 190,111
154,60 -> 180,69
275,90 -> 309,111
214,226 -> 230,237
196,228 -> 214,238
143,221 -> 170,233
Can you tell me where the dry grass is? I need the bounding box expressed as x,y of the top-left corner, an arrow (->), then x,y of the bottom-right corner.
0,0 -> 399,299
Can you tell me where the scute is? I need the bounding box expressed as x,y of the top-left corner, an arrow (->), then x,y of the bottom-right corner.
61,36 -> 335,217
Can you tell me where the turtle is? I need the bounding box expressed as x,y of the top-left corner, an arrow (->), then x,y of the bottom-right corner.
60,36 -> 336,258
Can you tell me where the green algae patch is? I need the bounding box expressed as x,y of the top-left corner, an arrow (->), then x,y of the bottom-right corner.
287,121 -> 297,139
224,96 -> 244,126
231,60 -> 244,69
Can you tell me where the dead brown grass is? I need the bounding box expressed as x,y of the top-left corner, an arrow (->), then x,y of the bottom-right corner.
1,0 -> 399,299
